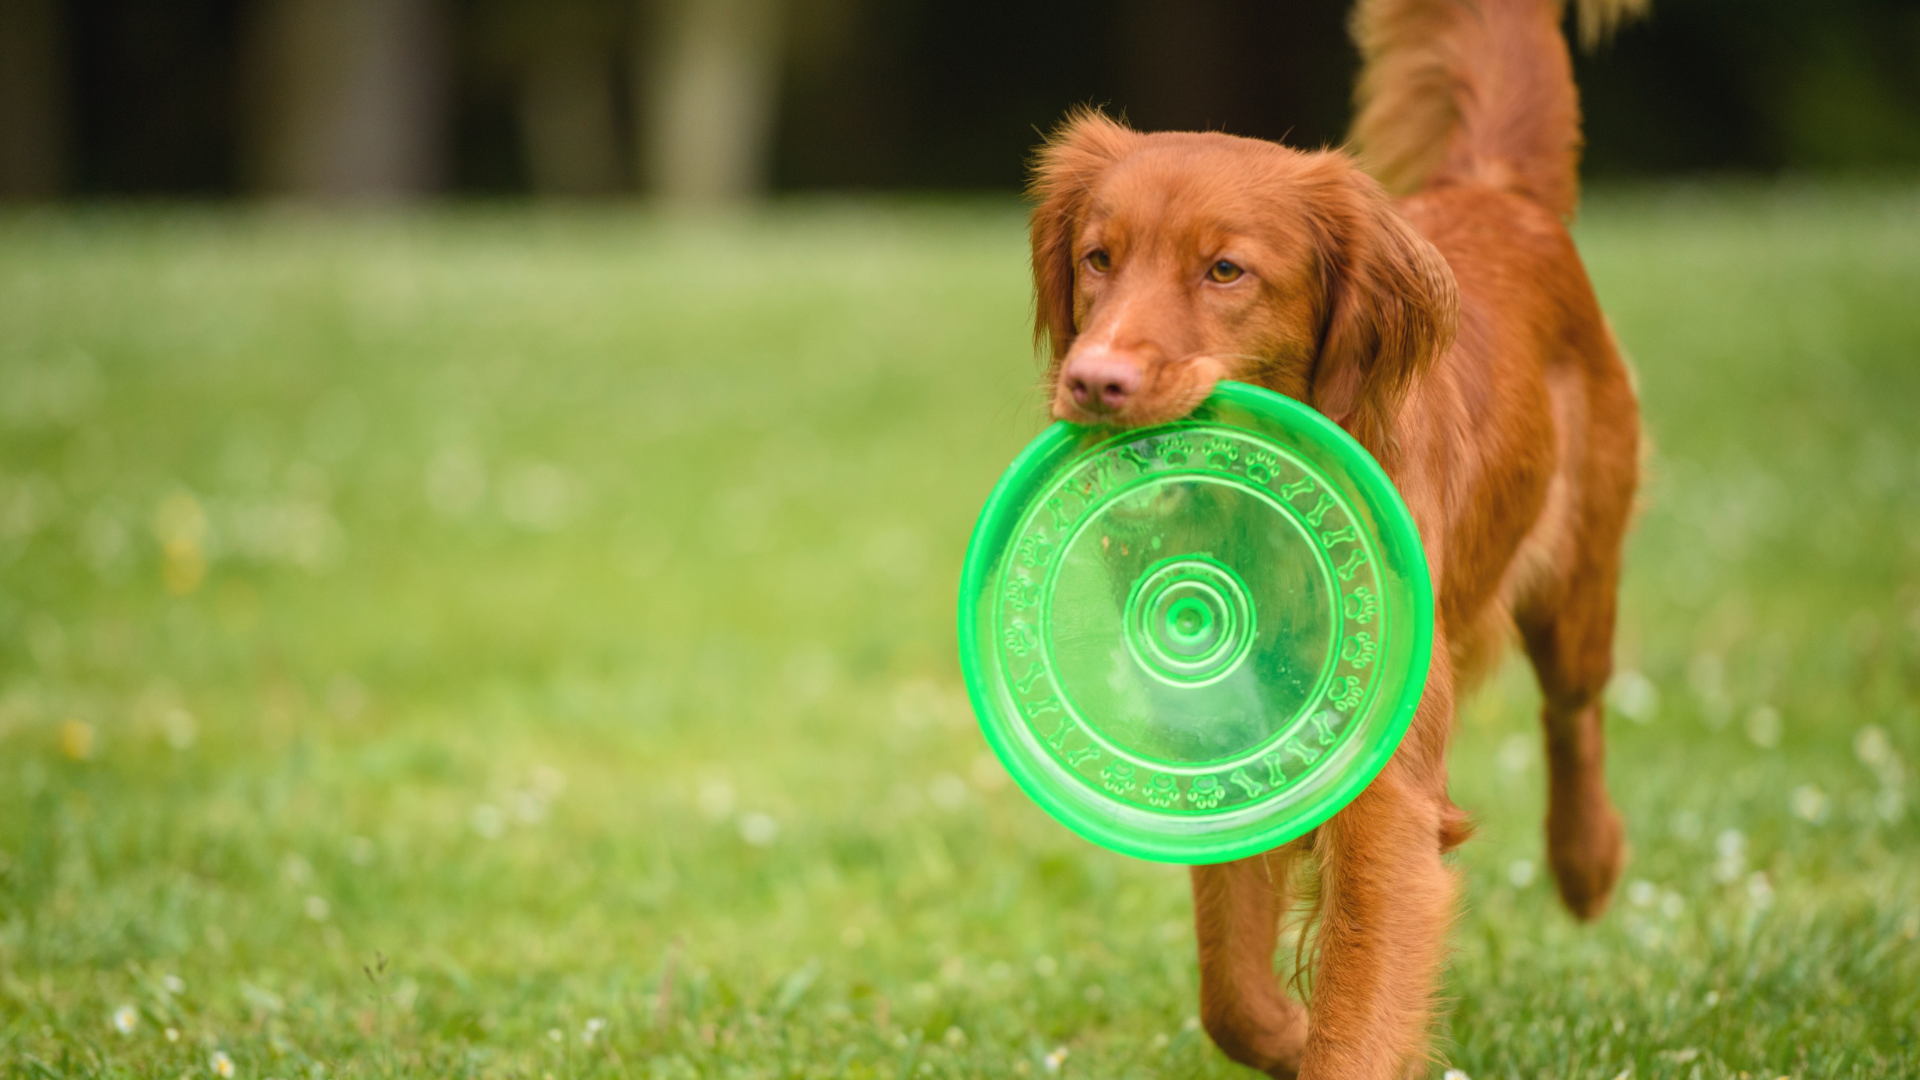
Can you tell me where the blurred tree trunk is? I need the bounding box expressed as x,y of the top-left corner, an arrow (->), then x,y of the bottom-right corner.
0,0 -> 65,197
483,0 -> 626,196
242,0 -> 449,199
638,0 -> 786,203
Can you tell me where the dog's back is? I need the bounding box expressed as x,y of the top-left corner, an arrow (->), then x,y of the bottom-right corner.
1339,0 -> 1647,703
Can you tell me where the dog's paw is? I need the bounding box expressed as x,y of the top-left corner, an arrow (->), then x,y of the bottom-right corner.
1548,803 -> 1626,921
1199,998 -> 1306,1080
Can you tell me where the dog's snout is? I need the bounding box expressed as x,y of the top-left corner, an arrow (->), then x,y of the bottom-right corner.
1064,351 -> 1143,414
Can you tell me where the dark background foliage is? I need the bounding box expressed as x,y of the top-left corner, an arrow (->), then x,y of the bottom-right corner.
7,0 -> 1920,199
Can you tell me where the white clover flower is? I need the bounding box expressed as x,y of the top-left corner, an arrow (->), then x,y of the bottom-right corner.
696,780 -> 735,822
928,773 -> 967,811
1507,858 -> 1536,888
1714,829 -> 1747,883
1496,734 -> 1532,775
738,812 -> 779,846
112,1004 -> 138,1034
1043,1046 -> 1070,1073
1444,1070 -> 1472,1080
471,804 -> 505,839
1607,671 -> 1659,724
1855,725 -> 1892,768
1790,785 -> 1829,823
211,1050 -> 236,1078
582,1017 -> 607,1045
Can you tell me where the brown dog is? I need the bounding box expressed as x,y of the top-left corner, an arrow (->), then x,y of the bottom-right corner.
1027,0 -> 1646,1074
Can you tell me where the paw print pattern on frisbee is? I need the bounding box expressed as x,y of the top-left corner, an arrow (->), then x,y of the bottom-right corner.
959,382 -> 1433,864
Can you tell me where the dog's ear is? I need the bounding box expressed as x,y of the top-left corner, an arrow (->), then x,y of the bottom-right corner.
1309,163 -> 1458,451
1028,109 -> 1137,364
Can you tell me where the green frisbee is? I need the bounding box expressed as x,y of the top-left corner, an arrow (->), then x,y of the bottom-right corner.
958,381 -> 1433,864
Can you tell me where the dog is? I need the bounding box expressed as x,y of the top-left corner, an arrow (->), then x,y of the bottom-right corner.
1026,0 -> 1647,1074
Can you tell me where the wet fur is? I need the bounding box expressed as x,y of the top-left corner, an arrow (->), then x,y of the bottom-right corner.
1027,1 -> 1645,1075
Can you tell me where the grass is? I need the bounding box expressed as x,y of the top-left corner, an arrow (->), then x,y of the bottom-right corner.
0,182 -> 1916,1079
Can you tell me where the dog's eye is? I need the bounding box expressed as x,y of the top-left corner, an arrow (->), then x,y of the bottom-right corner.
1208,260 -> 1244,284
1086,250 -> 1111,273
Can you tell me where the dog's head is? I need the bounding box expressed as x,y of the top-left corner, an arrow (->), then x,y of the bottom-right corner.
1029,110 -> 1458,449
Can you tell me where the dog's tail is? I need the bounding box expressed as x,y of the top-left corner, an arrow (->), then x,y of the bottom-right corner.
1347,0 -> 1646,219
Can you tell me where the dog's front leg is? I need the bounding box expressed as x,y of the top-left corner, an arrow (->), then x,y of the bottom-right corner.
1191,847 -> 1312,1077
1301,629 -> 1459,1080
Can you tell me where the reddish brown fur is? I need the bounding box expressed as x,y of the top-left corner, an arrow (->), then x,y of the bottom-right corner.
1026,1 -> 1643,1075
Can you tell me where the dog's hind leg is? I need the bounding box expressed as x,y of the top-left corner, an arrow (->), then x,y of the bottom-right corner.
1518,574 -> 1627,919
1515,366 -> 1638,921
1191,848 -> 1311,1078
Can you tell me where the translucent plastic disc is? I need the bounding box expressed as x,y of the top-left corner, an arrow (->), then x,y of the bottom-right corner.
958,382 -> 1433,864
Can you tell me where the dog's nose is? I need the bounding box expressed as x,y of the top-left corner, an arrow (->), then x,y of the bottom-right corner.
1064,351 -> 1142,414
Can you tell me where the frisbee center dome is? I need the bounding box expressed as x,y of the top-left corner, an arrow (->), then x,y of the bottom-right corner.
1125,557 -> 1252,682
1169,598 -> 1209,640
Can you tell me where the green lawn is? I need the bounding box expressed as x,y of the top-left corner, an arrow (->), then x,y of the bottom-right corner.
1,184 -> 1916,1079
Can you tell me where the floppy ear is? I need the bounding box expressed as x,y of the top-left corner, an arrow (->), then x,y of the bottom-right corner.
1028,109 -> 1137,365
1309,164 -> 1459,452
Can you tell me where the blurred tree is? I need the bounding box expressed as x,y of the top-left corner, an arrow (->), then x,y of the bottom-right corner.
474,0 -> 628,196
638,0 -> 786,202
240,0 -> 450,198
0,0 -> 67,197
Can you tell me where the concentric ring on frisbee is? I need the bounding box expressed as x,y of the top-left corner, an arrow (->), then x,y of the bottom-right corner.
958,381 -> 1433,864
